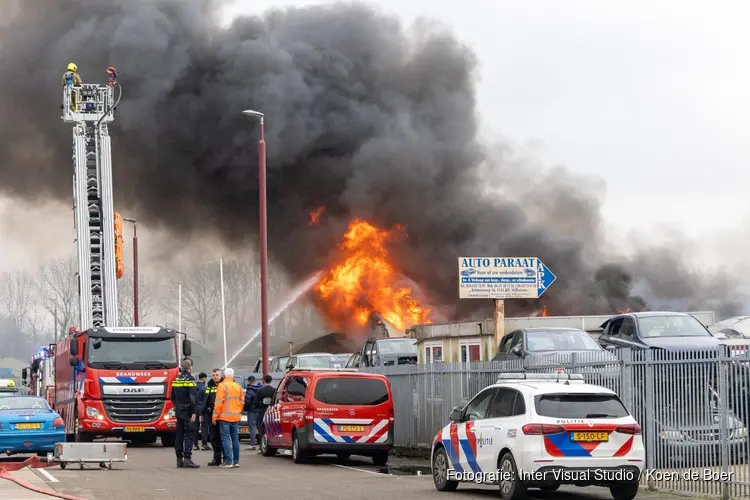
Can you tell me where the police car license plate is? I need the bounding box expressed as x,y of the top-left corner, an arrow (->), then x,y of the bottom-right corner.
339,425 -> 365,432
571,431 -> 608,442
15,423 -> 41,430
125,426 -> 145,432
240,427 -> 249,434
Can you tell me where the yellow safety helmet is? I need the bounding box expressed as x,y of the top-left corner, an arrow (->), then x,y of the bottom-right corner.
67,62 -> 77,72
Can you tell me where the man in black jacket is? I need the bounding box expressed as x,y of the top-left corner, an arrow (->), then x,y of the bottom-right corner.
254,374 -> 276,447
204,368 -> 226,466
194,372 -> 210,451
170,359 -> 199,469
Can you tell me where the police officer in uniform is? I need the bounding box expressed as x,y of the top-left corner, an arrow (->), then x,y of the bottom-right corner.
204,368 -> 226,466
170,359 -> 200,468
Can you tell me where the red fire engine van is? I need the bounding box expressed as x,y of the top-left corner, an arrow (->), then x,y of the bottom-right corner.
54,326 -> 191,446
23,345 -> 56,406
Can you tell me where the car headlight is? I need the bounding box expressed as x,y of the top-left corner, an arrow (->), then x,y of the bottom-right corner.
659,430 -> 684,441
167,408 -> 175,419
241,415 -> 247,423
86,406 -> 102,419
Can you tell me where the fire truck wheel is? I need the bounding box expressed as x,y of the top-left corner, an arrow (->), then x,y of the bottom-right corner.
161,434 -> 175,447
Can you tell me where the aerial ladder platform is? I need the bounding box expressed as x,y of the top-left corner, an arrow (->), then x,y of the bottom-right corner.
62,70 -> 121,329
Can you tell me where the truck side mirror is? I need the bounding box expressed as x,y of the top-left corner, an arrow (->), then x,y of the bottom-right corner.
182,339 -> 192,357
69,354 -> 78,367
21,368 -> 27,380
69,341 -> 78,356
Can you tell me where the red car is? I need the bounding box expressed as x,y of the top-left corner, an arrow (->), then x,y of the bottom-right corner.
260,368 -> 394,465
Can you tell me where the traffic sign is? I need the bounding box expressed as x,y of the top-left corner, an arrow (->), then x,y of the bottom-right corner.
458,257 -> 557,299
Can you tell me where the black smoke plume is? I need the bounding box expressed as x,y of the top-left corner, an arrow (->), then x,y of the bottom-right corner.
0,0 -> 741,321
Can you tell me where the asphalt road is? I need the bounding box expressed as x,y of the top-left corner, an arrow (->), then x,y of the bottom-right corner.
29,444 -> 692,500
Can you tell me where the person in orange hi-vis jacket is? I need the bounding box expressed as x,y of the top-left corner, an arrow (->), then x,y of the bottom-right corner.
212,367 -> 244,468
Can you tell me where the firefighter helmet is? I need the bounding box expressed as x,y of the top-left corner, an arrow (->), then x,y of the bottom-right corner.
67,62 -> 77,72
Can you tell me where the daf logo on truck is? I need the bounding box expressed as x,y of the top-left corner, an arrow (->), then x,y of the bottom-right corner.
122,387 -> 145,393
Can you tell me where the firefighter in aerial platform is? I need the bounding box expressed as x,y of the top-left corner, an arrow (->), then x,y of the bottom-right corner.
170,359 -> 200,469
61,62 -> 82,111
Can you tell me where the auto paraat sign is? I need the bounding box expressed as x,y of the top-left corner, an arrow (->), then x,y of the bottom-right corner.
458,257 -> 557,300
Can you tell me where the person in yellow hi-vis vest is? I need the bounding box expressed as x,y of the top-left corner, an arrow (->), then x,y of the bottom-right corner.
212,367 -> 244,468
61,63 -> 82,111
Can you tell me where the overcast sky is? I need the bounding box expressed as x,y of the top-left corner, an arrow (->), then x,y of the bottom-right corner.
2,0 -> 747,272
226,0 -> 750,238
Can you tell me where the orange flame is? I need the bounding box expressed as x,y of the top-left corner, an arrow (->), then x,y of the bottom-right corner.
309,206 -> 325,226
315,219 -> 431,331
541,305 -> 548,317
616,307 -> 632,314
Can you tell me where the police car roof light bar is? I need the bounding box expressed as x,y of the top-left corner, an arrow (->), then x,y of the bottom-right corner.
497,372 -> 585,382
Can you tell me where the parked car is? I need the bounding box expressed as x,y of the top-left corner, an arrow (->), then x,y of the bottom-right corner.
253,356 -> 289,373
332,354 -> 353,367
492,327 -> 618,383
259,367 -> 394,464
431,373 -> 644,500
284,353 -> 339,371
347,337 -> 418,368
598,311 -> 722,351
0,395 -> 65,455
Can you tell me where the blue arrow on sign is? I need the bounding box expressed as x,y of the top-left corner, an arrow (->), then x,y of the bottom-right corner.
537,260 -> 557,298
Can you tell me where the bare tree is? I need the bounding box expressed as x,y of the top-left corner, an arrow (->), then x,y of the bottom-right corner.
223,258 -> 259,339
162,263 -> 221,342
117,271 -> 156,326
36,256 -> 79,339
0,270 -> 45,357
0,270 -> 36,331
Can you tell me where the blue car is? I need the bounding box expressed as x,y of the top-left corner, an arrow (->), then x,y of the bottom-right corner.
0,395 -> 65,455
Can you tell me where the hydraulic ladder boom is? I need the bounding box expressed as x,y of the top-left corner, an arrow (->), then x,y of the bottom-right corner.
62,82 -> 119,329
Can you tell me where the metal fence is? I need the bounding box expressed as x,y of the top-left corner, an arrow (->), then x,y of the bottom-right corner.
366,347 -> 750,499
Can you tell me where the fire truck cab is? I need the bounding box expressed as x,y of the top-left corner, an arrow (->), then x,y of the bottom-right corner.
54,326 -> 191,446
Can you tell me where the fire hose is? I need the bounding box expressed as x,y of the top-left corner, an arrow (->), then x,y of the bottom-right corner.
0,467 -> 88,500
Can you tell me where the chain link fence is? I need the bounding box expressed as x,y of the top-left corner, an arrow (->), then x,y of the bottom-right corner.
365,347 -> 750,499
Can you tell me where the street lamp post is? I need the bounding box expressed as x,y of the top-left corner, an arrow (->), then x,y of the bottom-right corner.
242,109 -> 269,377
123,218 -> 139,326
219,258 -> 228,369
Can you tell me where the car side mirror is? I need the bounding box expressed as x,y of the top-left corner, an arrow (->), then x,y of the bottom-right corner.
21,369 -> 27,380
69,354 -> 78,367
69,341 -> 78,356
449,405 -> 463,422
182,338 -> 192,357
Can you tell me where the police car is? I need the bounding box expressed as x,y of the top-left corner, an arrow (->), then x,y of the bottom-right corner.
431,373 -> 644,500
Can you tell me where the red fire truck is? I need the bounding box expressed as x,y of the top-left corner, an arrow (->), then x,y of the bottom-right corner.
23,345 -> 56,407
54,326 -> 191,446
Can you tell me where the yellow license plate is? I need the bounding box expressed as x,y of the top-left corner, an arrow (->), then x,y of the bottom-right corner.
240,427 -> 249,433
339,425 -> 365,432
571,431 -> 608,442
124,426 -> 145,432
15,423 -> 41,430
